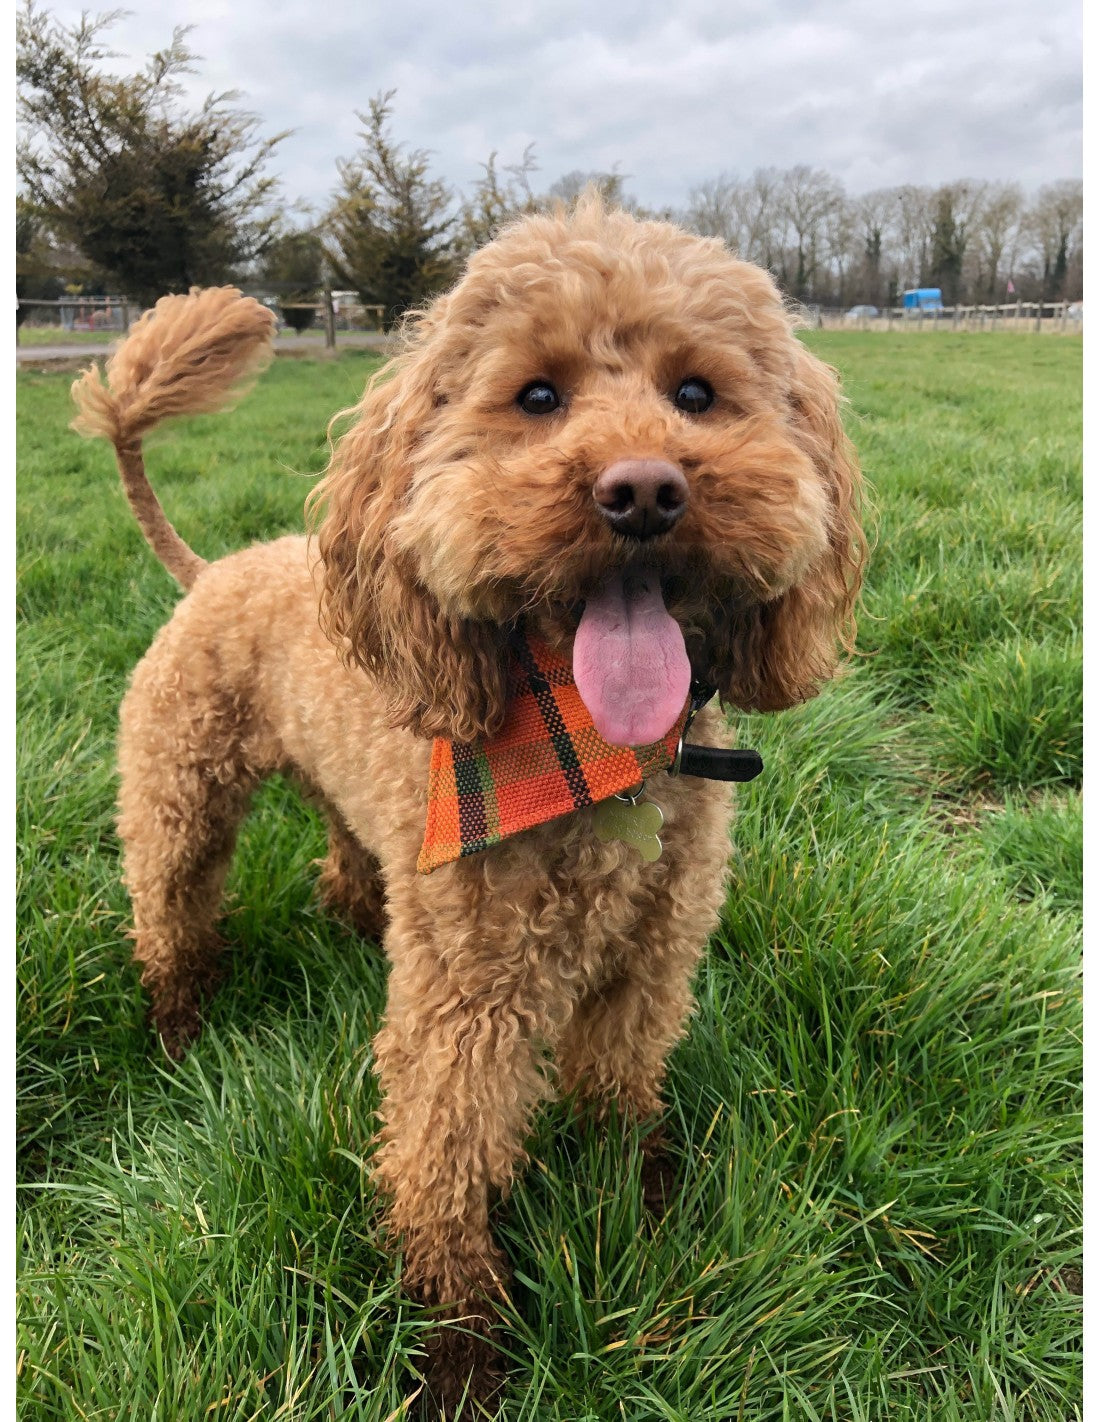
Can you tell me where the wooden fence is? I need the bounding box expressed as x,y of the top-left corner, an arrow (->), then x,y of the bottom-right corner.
16,291 -> 389,349
16,295 -> 134,332
268,293 -> 387,347
815,301 -> 1082,333
19,293 -> 1083,345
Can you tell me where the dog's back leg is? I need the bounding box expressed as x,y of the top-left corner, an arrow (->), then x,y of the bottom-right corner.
117,653 -> 277,1059
316,808 -> 388,941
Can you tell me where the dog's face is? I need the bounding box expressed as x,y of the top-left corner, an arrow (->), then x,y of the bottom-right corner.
314,199 -> 864,744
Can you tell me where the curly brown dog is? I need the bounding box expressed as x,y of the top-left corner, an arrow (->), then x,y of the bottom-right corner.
73,195 -> 863,1412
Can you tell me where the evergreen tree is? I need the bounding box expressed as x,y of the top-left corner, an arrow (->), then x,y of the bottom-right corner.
261,227 -> 325,331
17,2 -> 285,306
325,93 -> 457,330
15,196 -> 65,325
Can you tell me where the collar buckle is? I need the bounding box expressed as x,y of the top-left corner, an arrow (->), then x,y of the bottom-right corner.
667,683 -> 764,784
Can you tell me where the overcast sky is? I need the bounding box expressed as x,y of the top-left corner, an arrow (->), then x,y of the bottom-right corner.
39,0 -> 1082,218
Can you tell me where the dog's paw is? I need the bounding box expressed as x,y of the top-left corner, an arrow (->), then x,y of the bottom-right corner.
639,1132 -> 677,1216
417,1317 -> 504,1419
148,1001 -> 205,1062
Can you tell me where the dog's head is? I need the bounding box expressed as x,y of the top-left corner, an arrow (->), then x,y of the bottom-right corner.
312,196 -> 864,744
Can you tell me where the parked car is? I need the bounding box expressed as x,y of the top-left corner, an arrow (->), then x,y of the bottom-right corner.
844,305 -> 879,322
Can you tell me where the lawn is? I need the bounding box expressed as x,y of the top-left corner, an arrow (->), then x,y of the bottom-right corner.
17,334 -> 1082,1420
17,326 -> 123,346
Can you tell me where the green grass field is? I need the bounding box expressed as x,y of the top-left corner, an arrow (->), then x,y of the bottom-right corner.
16,325 -> 383,349
17,326 -> 124,346
17,334 -> 1082,1419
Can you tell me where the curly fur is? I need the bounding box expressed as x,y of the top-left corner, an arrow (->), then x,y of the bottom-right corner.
78,196 -> 863,1413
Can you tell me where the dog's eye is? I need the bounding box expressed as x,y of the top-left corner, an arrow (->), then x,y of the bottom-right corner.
517,381 -> 561,415
673,378 -> 714,414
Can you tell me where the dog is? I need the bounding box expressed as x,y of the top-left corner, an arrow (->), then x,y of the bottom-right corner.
73,194 -> 863,1411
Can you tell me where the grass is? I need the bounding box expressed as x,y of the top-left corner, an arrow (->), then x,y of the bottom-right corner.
16,323 -> 384,352
17,334 -> 1082,1419
17,326 -> 121,346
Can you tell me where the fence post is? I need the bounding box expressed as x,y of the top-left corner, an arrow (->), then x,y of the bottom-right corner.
1034,302 -> 1042,333
1059,302 -> 1067,334
322,288 -> 336,350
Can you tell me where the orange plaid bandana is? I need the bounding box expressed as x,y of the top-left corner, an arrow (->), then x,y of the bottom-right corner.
418,635 -> 691,873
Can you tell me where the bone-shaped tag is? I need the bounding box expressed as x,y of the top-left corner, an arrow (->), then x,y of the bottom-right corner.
592,796 -> 665,862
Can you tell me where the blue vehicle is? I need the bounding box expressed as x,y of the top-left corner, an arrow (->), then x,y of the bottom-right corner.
902,287 -> 945,315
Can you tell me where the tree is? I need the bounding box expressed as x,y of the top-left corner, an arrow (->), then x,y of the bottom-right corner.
890,185 -> 934,291
684,169 -> 783,271
971,183 -> 1023,300
456,146 -> 540,256
1025,180 -> 1083,299
776,165 -> 843,301
927,189 -> 964,303
16,196 -> 66,325
927,181 -> 983,304
738,168 -> 784,272
325,92 -> 457,330
852,189 -> 896,306
823,196 -> 859,308
685,175 -> 741,245
547,169 -> 630,208
17,3 -> 285,307
260,226 -> 325,331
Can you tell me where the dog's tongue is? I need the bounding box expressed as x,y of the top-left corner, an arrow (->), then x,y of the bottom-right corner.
573,568 -> 691,747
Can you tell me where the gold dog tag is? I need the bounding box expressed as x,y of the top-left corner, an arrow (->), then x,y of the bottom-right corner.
593,789 -> 665,862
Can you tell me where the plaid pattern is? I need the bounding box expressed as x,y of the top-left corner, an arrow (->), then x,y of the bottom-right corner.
418,634 -> 690,873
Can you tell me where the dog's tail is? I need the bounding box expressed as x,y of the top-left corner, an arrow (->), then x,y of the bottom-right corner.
71,287 -> 276,590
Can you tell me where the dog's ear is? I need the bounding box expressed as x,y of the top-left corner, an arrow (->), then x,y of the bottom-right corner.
719,344 -> 866,712
309,327 -> 510,743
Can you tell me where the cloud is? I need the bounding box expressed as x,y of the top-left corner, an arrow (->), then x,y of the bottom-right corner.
37,0 -> 1081,215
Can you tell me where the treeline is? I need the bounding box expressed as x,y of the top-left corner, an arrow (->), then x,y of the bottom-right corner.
16,4 -> 1082,327
683,170 -> 1081,310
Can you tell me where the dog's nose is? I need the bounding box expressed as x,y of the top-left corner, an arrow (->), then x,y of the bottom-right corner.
592,459 -> 689,541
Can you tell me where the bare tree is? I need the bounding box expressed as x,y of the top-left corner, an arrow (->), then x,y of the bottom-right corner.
852,189 -> 897,306
970,183 -> 1024,300
685,175 -> 742,246
823,196 -> 860,307
546,168 -> 646,212
684,168 -> 783,271
455,146 -> 540,256
740,169 -> 784,271
777,165 -> 843,301
890,185 -> 933,291
1024,179 -> 1083,299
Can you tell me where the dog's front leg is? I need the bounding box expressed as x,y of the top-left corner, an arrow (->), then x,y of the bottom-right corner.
555,864 -> 730,1213
371,929 -> 555,1412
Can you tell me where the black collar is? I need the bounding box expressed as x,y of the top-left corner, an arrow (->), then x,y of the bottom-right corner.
670,683 -> 764,783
